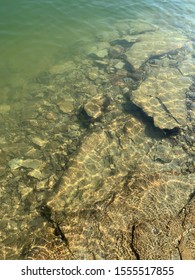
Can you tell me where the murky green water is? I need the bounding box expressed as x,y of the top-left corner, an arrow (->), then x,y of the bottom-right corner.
0,0 -> 195,260
0,0 -> 195,102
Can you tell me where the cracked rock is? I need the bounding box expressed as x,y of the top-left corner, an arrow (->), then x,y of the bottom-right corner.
131,67 -> 192,129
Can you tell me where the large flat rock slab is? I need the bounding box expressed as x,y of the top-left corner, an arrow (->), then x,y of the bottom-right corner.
125,29 -> 189,69
131,67 -> 192,129
26,172 -> 195,260
24,113 -> 195,260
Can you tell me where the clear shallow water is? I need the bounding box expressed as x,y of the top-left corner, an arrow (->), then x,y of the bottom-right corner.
0,0 -> 195,102
0,0 -> 195,260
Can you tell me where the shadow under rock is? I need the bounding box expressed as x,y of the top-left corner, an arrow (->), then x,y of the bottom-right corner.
122,101 -> 180,140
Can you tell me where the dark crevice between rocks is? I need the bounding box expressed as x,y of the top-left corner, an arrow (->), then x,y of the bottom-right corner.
130,225 -> 140,260
188,190 -> 195,202
110,39 -> 135,49
53,224 -> 68,245
127,70 -> 146,82
66,136 -> 84,156
122,101 -> 168,140
162,127 -> 180,137
124,61 -> 135,73
148,49 -> 179,62
123,62 -> 146,88
155,96 -> 181,126
131,29 -> 156,36
182,191 -> 195,213
189,84 -> 195,93
143,49 -> 180,72
177,191 -> 195,217
77,107 -> 93,128
47,171 -> 64,197
147,53 -> 164,63
177,242 -> 183,260
39,204 -> 74,257
39,204 -> 53,223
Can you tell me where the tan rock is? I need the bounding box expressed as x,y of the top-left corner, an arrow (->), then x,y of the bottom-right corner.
125,29 -> 189,69
131,67 -> 192,129
57,99 -> 74,113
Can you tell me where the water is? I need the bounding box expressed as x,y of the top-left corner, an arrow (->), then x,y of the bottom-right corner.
0,0 -> 195,260
0,0 -> 195,102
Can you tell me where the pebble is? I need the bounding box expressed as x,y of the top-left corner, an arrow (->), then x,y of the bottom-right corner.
109,46 -> 124,58
28,169 -> 45,180
18,184 -> 32,199
115,61 -> 125,70
84,101 -> 102,119
31,137 -> 48,148
122,87 -> 130,94
84,96 -> 107,119
21,159 -> 43,169
8,158 -> 24,170
94,60 -> 109,67
45,112 -> 57,121
90,49 -> 108,59
57,99 -> 74,113
187,91 -> 195,100
86,71 -> 99,81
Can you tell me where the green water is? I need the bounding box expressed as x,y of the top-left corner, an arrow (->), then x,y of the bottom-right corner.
0,1 -> 132,91
0,0 -> 195,260
1,0 -> 195,103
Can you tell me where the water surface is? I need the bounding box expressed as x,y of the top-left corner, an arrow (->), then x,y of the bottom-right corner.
0,0 -> 195,260
0,0 -> 195,102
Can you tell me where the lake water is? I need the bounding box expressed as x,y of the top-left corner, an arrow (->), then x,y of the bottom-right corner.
0,0 -> 195,260
0,0 -> 195,102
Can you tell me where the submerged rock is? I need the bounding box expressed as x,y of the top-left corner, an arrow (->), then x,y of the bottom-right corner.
88,45 -> 108,60
86,69 -> 99,81
94,59 -> 109,67
8,158 -> 24,170
31,137 -> 48,148
8,158 -> 43,170
108,45 -> 125,58
21,159 -> 43,169
1,19 -> 195,261
131,67 -> 192,129
57,98 -> 75,113
116,19 -> 157,35
49,61 -> 76,75
125,29 -> 189,69
179,55 -> 195,76
84,95 -> 109,120
28,169 -> 46,180
114,61 -> 125,70
25,113 -> 195,260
